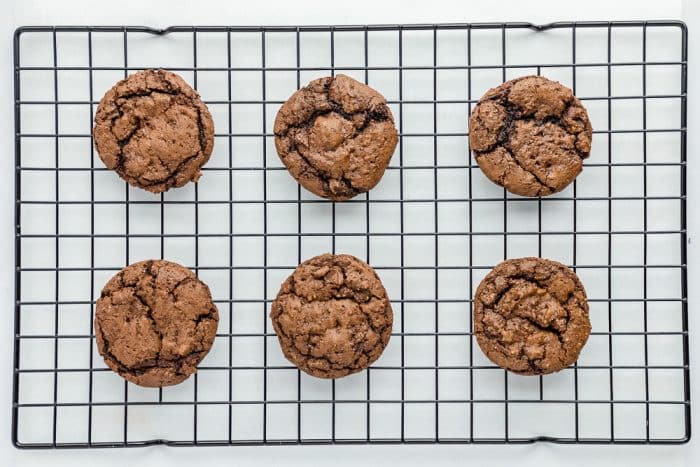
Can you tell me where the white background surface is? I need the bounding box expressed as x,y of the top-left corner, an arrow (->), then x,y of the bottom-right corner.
3,0 -> 699,465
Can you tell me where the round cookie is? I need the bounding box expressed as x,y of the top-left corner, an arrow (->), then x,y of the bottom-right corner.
273,74 -> 398,201
473,257 -> 591,375
469,75 -> 592,197
93,69 -> 215,193
95,260 -> 219,387
270,253 -> 393,378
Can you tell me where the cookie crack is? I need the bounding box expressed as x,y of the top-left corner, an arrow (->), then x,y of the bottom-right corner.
499,145 -> 558,195
96,332 -> 136,375
274,76 -> 391,138
478,85 -> 584,155
195,107 -> 209,155
272,308 -> 351,375
288,133 -> 351,186
194,306 -> 218,326
332,268 -> 390,341
108,88 -> 179,144
133,289 -> 162,344
169,275 -> 218,326
282,126 -> 365,199
511,314 -> 569,347
488,307 -> 571,346
102,262 -> 210,375
135,152 -> 200,188
134,261 -> 164,362
479,277 -> 574,372
484,278 -> 571,337
96,306 -> 196,377
99,345 -> 208,377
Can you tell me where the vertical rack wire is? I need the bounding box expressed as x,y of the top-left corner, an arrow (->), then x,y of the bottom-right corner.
641,22 -> 651,443
260,28 -> 268,444
499,24 -> 509,442
605,23 -> 615,441
466,24 -> 475,443
432,25 -> 439,442
87,28 -> 96,446
50,28 -> 59,447
570,23 -> 581,442
295,25 -> 303,444
363,25 -> 371,444
192,28 -> 200,442
329,25 -> 337,444
397,25 -> 406,443
121,26 -> 130,447
226,29 -> 234,444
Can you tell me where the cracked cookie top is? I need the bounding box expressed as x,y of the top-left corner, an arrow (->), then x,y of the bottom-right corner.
469,76 -> 592,197
273,75 -> 398,201
473,257 -> 591,375
93,69 -> 215,193
95,260 -> 219,387
270,254 -> 393,379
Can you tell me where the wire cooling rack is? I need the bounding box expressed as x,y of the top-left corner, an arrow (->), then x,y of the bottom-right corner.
13,21 -> 689,448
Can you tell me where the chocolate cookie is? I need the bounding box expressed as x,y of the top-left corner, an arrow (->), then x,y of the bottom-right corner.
473,257 -> 591,375
469,75 -> 592,197
93,69 -> 215,193
270,254 -> 393,378
95,260 -> 219,387
273,74 -> 398,201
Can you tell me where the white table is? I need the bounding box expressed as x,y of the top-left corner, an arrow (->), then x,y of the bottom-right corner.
2,0 -> 698,465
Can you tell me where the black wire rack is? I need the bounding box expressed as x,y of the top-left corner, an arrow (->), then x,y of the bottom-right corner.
13,21 -> 689,448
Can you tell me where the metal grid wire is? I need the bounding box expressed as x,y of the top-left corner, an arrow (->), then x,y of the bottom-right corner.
13,21 -> 689,448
